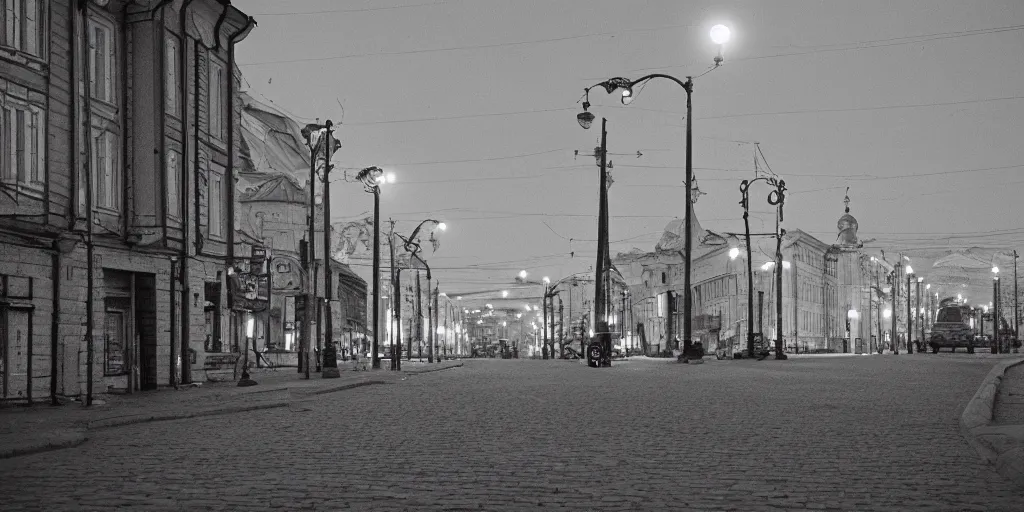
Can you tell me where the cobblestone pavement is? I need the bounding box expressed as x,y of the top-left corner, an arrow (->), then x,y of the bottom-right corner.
1,355 -> 1023,511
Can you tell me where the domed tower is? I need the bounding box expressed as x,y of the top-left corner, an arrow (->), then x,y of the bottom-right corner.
836,187 -> 860,247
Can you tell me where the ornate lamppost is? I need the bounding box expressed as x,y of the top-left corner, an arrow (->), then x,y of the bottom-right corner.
579,24 -> 732,362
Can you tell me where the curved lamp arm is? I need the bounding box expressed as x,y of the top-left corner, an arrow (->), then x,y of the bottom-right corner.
355,166 -> 384,194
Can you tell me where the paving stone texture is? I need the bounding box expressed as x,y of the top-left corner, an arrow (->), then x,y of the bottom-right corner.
1,355 -> 1023,511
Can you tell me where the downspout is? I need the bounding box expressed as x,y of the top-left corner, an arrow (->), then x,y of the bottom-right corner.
177,0 -> 196,386
78,1 -> 97,406
66,0 -> 78,229
226,15 -> 255,331
50,248 -> 60,405
120,1 -> 132,238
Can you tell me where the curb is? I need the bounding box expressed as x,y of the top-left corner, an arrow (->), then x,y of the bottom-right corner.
0,431 -> 88,460
404,363 -> 463,375
88,400 -> 290,430
960,357 -> 1024,488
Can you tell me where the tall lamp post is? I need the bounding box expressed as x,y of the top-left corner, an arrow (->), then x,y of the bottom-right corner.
580,24 -> 731,362
993,265 -> 1001,354
396,219 -> 447,364
739,176 -> 787,359
355,166 -> 389,369
905,265 -> 915,354
301,121 -> 342,377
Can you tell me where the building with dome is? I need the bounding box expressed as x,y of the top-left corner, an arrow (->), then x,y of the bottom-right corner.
613,196 -> 879,356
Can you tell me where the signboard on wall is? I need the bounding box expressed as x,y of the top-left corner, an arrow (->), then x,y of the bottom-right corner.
229,271 -> 269,312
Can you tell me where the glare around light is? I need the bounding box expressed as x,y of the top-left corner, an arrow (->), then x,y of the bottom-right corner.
386,172 -> 396,183
926,284 -> 931,290
437,222 -> 447,231
992,266 -> 1000,274
245,317 -> 256,338
502,290 -> 509,298
543,276 -> 551,284
710,24 -> 732,45
728,247 -> 740,260
519,270 -> 528,279
883,308 -> 892,319
906,265 -> 914,274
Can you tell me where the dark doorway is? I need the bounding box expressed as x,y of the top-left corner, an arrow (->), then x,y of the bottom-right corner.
135,274 -> 158,391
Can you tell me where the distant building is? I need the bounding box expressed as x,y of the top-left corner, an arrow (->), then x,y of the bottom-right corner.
614,198 -> 879,356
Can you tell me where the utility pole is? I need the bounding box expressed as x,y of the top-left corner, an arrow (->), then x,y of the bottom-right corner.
321,121 -> 340,378
427,279 -> 434,363
892,264 -> 900,354
1015,250 -> 1020,349
416,271 -> 423,361
559,298 -> 565,358
542,290 -> 549,359
593,118 -> 611,367
434,284 -> 440,363
906,270 -> 913,354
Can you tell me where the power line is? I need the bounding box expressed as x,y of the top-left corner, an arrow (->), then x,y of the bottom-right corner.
249,1 -> 446,17
702,95 -> 1024,121
630,24 -> 1024,74
238,22 -> 700,67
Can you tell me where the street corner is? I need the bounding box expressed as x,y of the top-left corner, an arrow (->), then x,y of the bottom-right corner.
0,429 -> 88,460
961,357 -> 1024,477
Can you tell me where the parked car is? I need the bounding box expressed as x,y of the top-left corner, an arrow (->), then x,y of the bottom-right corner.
929,304 -> 975,353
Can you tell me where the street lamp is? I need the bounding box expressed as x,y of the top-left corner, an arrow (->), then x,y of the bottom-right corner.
993,265 -> 1001,353
396,218 -> 447,364
905,266 -> 915,353
580,25 -> 731,363
356,166 -> 387,369
238,315 -> 258,386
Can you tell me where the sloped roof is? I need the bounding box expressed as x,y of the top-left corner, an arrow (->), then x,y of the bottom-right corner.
239,91 -> 310,184
239,174 -> 306,203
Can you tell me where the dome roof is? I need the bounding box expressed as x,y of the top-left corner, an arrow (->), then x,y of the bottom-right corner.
836,190 -> 859,246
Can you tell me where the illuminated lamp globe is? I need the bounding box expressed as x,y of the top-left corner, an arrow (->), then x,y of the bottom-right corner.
621,88 -> 634,105
710,24 -> 732,45
728,247 -> 740,260
437,222 -> 447,231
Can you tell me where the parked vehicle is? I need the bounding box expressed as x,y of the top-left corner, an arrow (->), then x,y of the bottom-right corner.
929,303 -> 975,354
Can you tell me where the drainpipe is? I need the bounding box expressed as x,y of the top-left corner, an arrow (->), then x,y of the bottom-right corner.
226,14 -> 255,342
79,1 -> 97,407
177,0 -> 196,387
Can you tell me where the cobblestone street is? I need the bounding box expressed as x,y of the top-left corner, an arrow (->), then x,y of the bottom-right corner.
1,355 -> 1022,511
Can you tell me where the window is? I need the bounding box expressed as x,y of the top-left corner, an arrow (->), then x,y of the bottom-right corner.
0,99 -> 44,190
88,17 -> 115,104
92,131 -> 119,210
208,59 -> 225,140
208,166 -> 223,237
166,150 -> 180,218
1,0 -> 43,58
165,36 -> 178,114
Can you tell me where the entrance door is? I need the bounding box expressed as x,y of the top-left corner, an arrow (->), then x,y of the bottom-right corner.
135,274 -> 158,390
1,307 -> 30,400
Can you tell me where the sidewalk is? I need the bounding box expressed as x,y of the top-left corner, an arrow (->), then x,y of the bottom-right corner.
0,360 -> 463,459
963,357 -> 1024,489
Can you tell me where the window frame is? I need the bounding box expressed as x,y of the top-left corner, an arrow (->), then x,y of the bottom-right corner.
166,150 -> 181,220
0,94 -> 45,195
208,57 -> 226,141
165,34 -> 179,116
207,164 -> 224,239
0,0 -> 45,60
87,14 -> 116,106
91,129 -> 119,212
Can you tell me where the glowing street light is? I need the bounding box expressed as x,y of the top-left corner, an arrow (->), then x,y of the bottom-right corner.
519,270 -> 528,280
710,24 -> 732,45
502,290 -> 509,298
883,308 -> 892,319
728,247 -> 740,260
